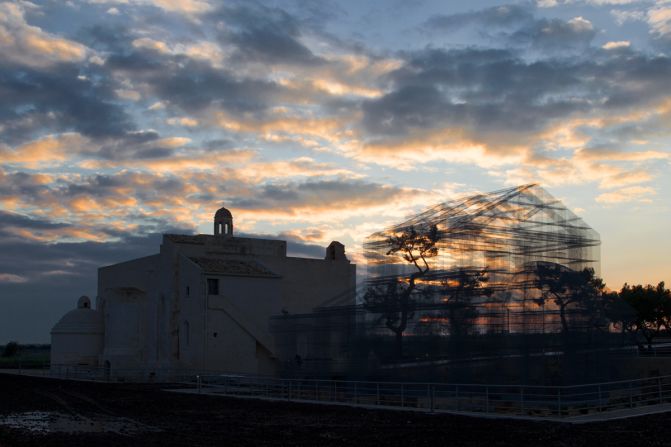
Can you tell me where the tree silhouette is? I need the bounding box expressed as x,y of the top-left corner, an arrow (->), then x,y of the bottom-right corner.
618,282 -> 671,350
364,224 -> 439,360
439,268 -> 492,357
441,268 -> 492,336
534,263 -> 606,336
2,341 -> 19,358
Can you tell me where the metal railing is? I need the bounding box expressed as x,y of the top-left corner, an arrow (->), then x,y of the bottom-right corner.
8,365 -> 671,420
194,374 -> 671,420
30,365 -> 207,383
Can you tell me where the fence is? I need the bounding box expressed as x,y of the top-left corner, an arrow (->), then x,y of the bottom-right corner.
7,366 -> 671,420
19,365 -> 204,383
194,374 -> 671,420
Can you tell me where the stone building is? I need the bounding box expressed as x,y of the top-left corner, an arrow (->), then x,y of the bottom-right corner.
50,207 -> 356,377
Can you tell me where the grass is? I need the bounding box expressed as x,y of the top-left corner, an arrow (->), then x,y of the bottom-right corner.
0,344 -> 50,369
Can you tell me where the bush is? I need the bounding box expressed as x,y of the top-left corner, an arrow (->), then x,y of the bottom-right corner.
2,341 -> 20,358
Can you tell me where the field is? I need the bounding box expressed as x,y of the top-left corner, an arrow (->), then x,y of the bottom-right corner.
0,345 -> 49,369
1,373 -> 670,446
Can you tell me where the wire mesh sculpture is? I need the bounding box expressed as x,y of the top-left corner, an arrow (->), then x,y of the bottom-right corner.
272,184 -> 611,382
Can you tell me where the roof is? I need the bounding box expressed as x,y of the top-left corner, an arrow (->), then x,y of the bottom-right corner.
51,308 -> 103,335
189,257 -> 280,278
215,207 -> 232,219
164,234 -> 206,245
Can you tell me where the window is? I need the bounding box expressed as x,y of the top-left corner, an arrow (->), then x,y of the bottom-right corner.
207,278 -> 219,295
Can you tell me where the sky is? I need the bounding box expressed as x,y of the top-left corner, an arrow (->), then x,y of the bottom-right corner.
0,0 -> 670,343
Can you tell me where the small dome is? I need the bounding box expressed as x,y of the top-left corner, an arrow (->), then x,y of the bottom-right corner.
215,207 -> 232,219
51,308 -> 103,335
77,295 -> 91,309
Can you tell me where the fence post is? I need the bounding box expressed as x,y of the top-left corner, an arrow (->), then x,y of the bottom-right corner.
520,387 -> 525,415
426,384 -> 431,412
315,380 -> 319,401
557,388 -> 561,417
431,385 -> 435,412
401,383 -> 404,408
485,387 -> 489,413
658,377 -> 663,404
197,375 -> 201,394
598,385 -> 602,412
455,384 -> 460,411
354,382 -> 358,404
376,383 -> 380,405
629,381 -> 634,408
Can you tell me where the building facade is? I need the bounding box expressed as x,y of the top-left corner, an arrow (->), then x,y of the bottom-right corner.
51,207 -> 356,377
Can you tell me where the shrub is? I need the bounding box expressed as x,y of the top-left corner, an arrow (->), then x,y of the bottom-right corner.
2,341 -> 20,358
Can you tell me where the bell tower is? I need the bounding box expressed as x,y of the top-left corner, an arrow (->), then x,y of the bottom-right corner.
214,206 -> 233,237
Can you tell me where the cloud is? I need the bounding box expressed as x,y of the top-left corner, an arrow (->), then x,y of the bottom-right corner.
149,0 -> 212,15
229,179 -> 418,215
595,185 -> 657,203
611,9 -> 646,25
0,2 -> 88,68
423,5 -> 533,32
0,273 -> 28,284
87,0 -> 212,15
360,48 -> 587,147
212,4 -> 324,67
648,6 -> 671,40
0,133 -> 88,168
602,40 -> 631,49
0,63 -> 134,143
509,16 -> 596,50
354,47 -> 671,165
166,117 -> 199,127
422,6 -> 596,51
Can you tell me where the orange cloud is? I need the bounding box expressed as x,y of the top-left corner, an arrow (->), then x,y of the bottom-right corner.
595,186 -> 657,204
1,133 -> 87,168
0,2 -> 89,67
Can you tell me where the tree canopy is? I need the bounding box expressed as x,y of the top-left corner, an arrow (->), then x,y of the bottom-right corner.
364,224 -> 439,360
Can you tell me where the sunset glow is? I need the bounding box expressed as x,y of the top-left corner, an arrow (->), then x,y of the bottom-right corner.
0,0 -> 670,342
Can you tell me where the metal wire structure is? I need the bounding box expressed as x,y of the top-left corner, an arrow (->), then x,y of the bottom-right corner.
271,185 -> 623,384
363,183 -> 601,337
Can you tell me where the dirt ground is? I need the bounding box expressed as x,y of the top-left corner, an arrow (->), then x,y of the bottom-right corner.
0,374 -> 670,447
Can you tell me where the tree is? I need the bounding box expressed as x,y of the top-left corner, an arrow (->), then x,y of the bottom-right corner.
441,268 -> 492,337
619,282 -> 671,350
534,263 -> 606,336
2,341 -> 19,358
364,224 -> 439,360
602,289 -> 636,342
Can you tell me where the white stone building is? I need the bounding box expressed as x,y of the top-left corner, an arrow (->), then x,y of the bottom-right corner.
51,207 -> 356,377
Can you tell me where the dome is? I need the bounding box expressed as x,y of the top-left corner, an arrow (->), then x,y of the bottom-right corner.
77,295 -> 91,309
51,308 -> 103,335
215,207 -> 232,219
